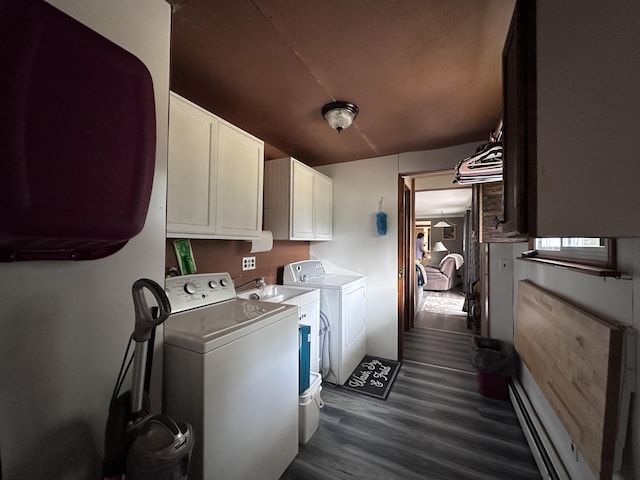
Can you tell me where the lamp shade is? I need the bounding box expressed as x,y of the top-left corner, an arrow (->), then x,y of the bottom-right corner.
322,101 -> 358,132
432,241 -> 448,252
433,211 -> 451,228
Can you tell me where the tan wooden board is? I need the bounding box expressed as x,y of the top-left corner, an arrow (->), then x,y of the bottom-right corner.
515,280 -> 623,480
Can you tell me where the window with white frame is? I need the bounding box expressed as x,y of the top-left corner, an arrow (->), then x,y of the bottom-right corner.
533,237 -> 615,268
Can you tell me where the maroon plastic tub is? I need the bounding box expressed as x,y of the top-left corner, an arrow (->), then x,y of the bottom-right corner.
469,335 -> 514,401
477,372 -> 509,401
0,0 -> 156,261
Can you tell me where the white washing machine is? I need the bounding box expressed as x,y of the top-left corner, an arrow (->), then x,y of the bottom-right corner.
162,273 -> 299,480
283,260 -> 366,385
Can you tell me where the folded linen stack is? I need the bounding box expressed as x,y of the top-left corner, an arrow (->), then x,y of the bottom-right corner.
454,141 -> 503,184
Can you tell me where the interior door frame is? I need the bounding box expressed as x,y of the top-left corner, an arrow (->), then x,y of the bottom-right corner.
399,170 -> 478,358
397,177 -> 414,359
406,182 -> 415,330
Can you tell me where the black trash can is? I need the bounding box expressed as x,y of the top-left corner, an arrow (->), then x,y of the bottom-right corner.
469,336 -> 514,400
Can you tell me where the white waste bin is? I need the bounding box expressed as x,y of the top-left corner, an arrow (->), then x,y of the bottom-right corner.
298,372 -> 323,444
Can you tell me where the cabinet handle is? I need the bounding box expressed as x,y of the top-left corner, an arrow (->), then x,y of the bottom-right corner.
493,216 -> 506,229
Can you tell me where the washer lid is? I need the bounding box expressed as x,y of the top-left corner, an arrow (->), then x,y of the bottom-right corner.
164,298 -> 287,353
287,274 -> 364,289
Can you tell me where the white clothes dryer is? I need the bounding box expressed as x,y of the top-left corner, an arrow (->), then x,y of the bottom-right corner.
283,260 -> 366,385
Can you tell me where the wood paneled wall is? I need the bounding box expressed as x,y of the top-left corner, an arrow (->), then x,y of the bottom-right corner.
165,239 -> 310,285
479,182 -> 528,243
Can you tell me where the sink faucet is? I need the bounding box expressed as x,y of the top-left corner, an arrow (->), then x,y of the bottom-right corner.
234,277 -> 266,292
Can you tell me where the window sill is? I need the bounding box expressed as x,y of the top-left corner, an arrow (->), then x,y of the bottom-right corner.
517,256 -> 621,278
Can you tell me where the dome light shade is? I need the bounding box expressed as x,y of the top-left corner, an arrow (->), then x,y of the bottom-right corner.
322,101 -> 359,133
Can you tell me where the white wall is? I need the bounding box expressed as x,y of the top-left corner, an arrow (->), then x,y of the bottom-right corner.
491,240 -> 639,480
0,1 -> 170,478
311,143 -> 478,361
312,155 -> 400,359
488,242 -> 519,342
399,141 -> 480,175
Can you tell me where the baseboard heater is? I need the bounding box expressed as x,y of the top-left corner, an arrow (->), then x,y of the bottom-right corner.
509,378 -> 570,480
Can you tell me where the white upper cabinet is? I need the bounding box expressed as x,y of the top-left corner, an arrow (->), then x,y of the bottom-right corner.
264,157 -> 333,241
313,173 -> 333,240
167,92 -> 264,239
214,122 -> 264,237
290,160 -> 315,239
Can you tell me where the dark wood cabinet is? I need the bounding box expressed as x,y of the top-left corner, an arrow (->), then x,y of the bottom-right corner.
483,0 -> 536,243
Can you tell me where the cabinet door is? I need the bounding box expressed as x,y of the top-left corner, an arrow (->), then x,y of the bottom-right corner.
314,174 -> 333,240
215,122 -> 264,238
290,161 -> 315,239
499,0 -> 536,239
167,97 -> 217,235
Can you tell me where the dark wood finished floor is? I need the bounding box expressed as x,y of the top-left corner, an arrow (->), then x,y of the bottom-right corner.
404,327 -> 475,373
280,289 -> 541,480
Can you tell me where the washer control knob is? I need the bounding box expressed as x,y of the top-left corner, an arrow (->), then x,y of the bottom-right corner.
208,281 -> 217,289
220,278 -> 229,287
183,282 -> 197,294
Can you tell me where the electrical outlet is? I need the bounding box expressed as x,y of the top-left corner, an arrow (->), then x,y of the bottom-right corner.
242,256 -> 256,271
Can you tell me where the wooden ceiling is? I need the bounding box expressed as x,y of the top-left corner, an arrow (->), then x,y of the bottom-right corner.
169,0 -> 515,167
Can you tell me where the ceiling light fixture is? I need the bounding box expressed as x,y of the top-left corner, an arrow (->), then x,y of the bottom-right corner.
433,211 -> 451,228
321,101 -> 359,133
